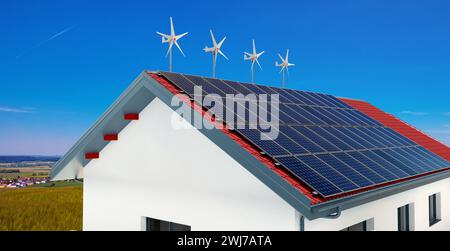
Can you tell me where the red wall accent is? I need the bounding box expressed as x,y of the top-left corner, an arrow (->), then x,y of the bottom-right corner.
124,113 -> 139,120
85,152 -> 100,160
104,134 -> 118,141
340,98 -> 450,162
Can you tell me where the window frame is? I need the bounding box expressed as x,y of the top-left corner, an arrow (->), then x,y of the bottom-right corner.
428,193 -> 441,227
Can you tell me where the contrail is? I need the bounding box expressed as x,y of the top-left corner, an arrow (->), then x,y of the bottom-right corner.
16,25 -> 76,59
0,107 -> 34,113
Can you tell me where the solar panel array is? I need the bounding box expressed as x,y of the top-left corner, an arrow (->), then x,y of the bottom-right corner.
160,72 -> 450,198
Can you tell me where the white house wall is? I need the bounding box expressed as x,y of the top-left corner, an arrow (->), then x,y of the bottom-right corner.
83,98 -> 298,231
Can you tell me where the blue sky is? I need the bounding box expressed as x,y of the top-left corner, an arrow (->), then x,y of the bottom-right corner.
1,0 -> 450,155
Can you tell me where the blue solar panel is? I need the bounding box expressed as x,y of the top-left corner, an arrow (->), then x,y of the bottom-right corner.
333,152 -> 386,184
298,155 -> 359,191
317,154 -> 374,187
413,147 -> 450,167
326,127 -> 365,149
280,126 -> 325,153
372,150 -> 418,176
274,132 -> 309,155
347,151 -> 399,181
361,150 -> 409,178
280,104 -> 312,124
292,126 -> 340,152
161,72 -> 450,198
236,128 -> 290,156
275,156 -> 342,196
295,106 -> 325,124
309,126 -> 353,151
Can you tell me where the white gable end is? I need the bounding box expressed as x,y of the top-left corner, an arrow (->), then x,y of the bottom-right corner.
83,97 -> 298,231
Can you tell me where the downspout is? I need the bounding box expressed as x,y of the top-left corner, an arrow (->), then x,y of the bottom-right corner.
299,216 -> 305,231
322,207 -> 342,219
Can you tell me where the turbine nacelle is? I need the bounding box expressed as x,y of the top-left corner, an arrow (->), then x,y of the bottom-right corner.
276,49 -> 295,72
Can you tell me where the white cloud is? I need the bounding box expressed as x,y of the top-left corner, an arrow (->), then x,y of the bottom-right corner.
0,107 -> 34,113
401,110 -> 428,116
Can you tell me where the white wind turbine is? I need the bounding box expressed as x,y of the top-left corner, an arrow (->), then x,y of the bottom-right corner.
276,49 -> 295,88
156,17 -> 188,72
244,39 -> 265,83
203,30 -> 228,78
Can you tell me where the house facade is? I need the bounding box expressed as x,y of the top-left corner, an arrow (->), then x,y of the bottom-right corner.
52,71 -> 450,231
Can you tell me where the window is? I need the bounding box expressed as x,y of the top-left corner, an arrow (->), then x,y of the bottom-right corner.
341,219 -> 374,231
398,203 -> 414,231
429,193 -> 441,226
143,217 -> 191,231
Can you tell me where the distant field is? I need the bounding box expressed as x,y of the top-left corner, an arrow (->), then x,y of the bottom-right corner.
0,166 -> 51,179
0,172 -> 49,179
0,184 -> 83,231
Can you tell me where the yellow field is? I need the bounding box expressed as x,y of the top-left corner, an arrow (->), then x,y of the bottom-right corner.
0,186 -> 82,231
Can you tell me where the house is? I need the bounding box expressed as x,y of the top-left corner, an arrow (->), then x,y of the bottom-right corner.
52,71 -> 450,231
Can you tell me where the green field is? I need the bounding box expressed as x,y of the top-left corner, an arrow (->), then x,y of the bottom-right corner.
0,184 -> 83,231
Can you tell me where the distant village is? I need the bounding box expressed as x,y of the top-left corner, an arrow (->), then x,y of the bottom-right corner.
0,176 -> 50,188
0,158 -> 57,188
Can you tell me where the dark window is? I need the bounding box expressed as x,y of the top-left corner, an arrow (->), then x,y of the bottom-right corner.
398,204 -> 411,231
145,217 -> 191,231
341,221 -> 367,231
429,194 -> 441,226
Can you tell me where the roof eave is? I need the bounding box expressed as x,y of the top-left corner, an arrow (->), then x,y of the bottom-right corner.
309,168 -> 450,220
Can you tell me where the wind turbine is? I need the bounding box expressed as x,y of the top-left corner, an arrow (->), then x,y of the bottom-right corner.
275,49 -> 295,88
156,17 -> 188,72
244,39 -> 265,83
204,30 -> 228,78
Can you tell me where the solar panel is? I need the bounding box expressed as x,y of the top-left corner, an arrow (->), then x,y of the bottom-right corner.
160,72 -> 450,198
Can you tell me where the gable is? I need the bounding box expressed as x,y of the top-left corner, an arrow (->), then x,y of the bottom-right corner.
82,97 -> 298,230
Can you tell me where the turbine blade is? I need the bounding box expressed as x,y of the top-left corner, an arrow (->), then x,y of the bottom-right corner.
278,53 -> 285,62
218,49 -> 228,60
286,49 -> 289,61
257,51 -> 265,58
204,46 -> 214,52
156,32 -> 170,38
210,30 -> 217,47
253,39 -> 256,54
256,58 -> 262,70
170,17 -> 175,36
174,41 -> 185,57
166,41 -> 174,57
176,32 -> 188,40
218,36 -> 226,48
